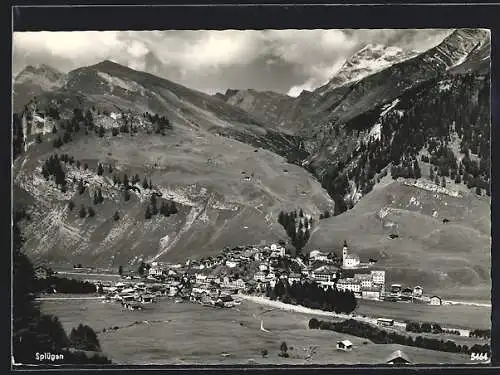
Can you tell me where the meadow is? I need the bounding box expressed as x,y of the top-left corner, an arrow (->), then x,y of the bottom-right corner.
40,297 -> 478,365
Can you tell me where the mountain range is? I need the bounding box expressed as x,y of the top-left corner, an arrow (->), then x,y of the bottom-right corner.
12,28 -> 491,299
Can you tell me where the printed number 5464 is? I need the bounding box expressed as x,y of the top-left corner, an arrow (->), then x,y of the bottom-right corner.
470,353 -> 489,361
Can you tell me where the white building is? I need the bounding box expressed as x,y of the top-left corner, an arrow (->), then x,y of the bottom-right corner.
226,259 -> 240,268
342,241 -> 360,269
429,296 -> 442,306
148,266 -> 164,277
371,270 -> 386,285
310,250 -> 328,262
354,273 -> 373,289
259,263 -> 269,272
413,286 -> 423,297
311,265 -> 338,282
336,278 -> 361,293
336,340 -> 353,352
254,271 -> 266,282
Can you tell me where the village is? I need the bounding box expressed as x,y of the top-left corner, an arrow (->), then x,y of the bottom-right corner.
91,240 -> 444,313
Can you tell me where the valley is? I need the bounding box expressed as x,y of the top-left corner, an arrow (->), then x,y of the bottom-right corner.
12,28 -> 491,366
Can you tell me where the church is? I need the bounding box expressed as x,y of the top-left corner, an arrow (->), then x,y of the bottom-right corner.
342,240 -> 360,269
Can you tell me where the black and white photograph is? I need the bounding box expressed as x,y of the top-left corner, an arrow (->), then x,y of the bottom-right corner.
12,26 -> 491,366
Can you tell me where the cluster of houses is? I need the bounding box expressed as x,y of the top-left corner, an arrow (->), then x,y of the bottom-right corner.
108,240 -> 441,309
102,282 -> 167,310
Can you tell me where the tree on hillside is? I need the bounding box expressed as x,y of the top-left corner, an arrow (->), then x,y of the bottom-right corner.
118,266 -> 123,276
98,125 -> 105,137
108,164 -> 113,173
476,187 -> 482,196
79,205 -> 87,218
68,200 -> 75,211
441,176 -> 446,188
78,178 -> 85,195
52,125 -> 58,134
13,213 -> 111,364
279,341 -> 289,358
150,194 -> 158,216
123,174 -> 129,187
69,324 -> 101,352
97,163 -> 104,176
124,190 -> 131,202
113,211 -> 120,221
132,174 -> 140,185
87,206 -> 95,218
145,205 -> 152,220
53,136 -> 63,148
142,177 -> 149,189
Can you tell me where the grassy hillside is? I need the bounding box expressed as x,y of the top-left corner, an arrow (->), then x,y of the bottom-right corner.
306,176 -> 490,300
14,116 -> 334,268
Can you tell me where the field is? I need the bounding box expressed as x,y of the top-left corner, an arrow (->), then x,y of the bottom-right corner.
307,178 -> 491,300
39,297 -> 478,365
355,299 -> 490,330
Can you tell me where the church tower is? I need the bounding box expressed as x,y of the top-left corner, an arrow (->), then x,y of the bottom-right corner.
342,240 -> 348,267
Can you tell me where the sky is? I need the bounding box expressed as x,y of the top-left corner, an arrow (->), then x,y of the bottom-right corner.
12,29 -> 452,97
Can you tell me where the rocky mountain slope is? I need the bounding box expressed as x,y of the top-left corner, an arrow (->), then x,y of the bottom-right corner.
13,61 -> 334,268
12,29 -> 491,296
13,64 -> 67,112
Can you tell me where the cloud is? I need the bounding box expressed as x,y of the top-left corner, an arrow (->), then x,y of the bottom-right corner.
12,29 -> 452,95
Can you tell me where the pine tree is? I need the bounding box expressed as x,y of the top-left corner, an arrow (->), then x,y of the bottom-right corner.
108,164 -> 113,173
430,165 -> 434,181
98,125 -> 105,137
68,200 -> 75,211
97,189 -> 104,204
123,174 -> 129,187
97,163 -> 104,176
76,160 -> 81,169
441,176 -> 446,188
113,211 -> 120,221
87,207 -> 95,217
35,134 -> 42,144
52,125 -> 57,134
124,190 -> 131,202
79,205 -> 87,218
149,179 -> 153,190
150,194 -> 158,215
142,177 -> 149,189
78,178 -> 85,195
145,205 -> 152,220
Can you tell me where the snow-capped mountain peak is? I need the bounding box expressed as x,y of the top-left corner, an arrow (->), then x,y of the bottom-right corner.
317,44 -> 418,94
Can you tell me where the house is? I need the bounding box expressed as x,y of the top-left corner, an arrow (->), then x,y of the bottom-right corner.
370,270 -> 386,285
139,294 -> 155,304
401,287 -> 414,300
377,318 -> 394,327
216,295 -> 235,308
310,250 -> 328,262
226,259 -> 240,268
354,273 -> 373,289
148,265 -> 164,277
385,350 -> 412,365
429,296 -> 442,306
311,265 -> 338,282
288,273 -> 302,284
35,266 -> 52,279
254,272 -> 267,282
259,263 -> 269,272
390,284 -> 402,297
336,340 -> 353,352
342,241 -> 360,269
336,278 -> 361,293
413,286 -> 423,297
